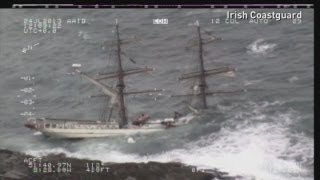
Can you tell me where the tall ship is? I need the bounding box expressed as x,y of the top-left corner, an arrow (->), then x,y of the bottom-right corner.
24,20 -> 242,139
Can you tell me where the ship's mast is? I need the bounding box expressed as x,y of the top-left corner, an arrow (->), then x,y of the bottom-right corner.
196,22 -> 208,109
73,20 -> 161,127
115,20 -> 128,128
172,20 -> 241,110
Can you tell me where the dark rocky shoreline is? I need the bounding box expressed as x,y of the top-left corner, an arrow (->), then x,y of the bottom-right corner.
0,149 -> 243,180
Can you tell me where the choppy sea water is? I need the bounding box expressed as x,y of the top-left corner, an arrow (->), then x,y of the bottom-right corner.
0,9 -> 314,180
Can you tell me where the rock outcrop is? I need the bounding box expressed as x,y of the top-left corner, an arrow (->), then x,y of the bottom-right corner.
0,149 -> 242,180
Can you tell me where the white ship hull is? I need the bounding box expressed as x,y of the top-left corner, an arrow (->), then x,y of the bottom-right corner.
40,127 -> 165,138
25,114 -> 195,139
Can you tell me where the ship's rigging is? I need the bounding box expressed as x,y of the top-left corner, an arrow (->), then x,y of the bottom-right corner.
172,20 -> 244,110
75,20 -> 162,128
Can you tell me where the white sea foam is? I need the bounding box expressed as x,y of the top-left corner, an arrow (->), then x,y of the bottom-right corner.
247,39 -> 277,56
217,104 -> 234,111
78,31 -> 90,40
289,76 -> 299,83
127,137 -> 136,144
147,102 -> 312,180
33,131 -> 42,136
244,79 -> 263,86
